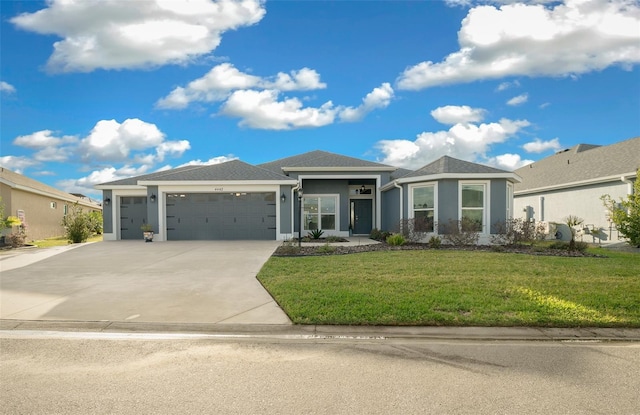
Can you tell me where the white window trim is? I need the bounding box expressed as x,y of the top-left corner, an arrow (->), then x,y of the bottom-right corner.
458,180 -> 490,234
302,193 -> 340,232
408,182 -> 438,234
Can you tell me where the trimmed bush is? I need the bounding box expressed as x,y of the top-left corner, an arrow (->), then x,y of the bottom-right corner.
386,233 -> 406,246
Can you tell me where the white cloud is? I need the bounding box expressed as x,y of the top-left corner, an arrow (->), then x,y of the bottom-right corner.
221,89 -> 337,130
156,63 -> 326,109
430,105 -> 486,124
1,81 -> 16,94
496,80 -> 520,91
0,156 -> 39,173
57,165 -> 152,197
376,107 -> 530,169
507,93 -> 528,106
397,0 -> 640,90
11,0 -> 266,73
177,155 -> 238,167
486,153 -> 534,170
523,137 -> 562,153
338,83 -> 394,122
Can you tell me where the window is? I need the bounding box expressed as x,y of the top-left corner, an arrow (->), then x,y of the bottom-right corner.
411,185 -> 435,232
460,182 -> 487,232
64,204 -> 68,215
303,196 -> 337,231
50,201 -> 57,209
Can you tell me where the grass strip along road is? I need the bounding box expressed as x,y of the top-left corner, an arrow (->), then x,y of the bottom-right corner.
258,249 -> 639,327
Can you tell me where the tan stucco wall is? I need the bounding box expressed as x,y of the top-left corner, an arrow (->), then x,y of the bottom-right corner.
1,184 -> 100,242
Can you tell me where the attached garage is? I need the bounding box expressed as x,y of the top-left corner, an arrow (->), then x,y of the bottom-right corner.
165,192 -> 277,240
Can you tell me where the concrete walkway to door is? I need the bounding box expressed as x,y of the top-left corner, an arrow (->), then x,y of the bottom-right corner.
0,241 -> 291,325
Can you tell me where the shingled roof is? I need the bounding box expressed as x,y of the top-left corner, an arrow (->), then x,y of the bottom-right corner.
100,160 -> 292,186
258,150 -> 396,172
399,155 -> 510,179
514,136 -> 640,193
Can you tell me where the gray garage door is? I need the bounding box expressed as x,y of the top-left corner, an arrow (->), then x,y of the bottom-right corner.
120,196 -> 148,240
166,193 -> 276,240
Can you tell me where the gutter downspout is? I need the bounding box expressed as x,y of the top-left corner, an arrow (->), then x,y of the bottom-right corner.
393,180 -> 403,234
621,175 -> 634,196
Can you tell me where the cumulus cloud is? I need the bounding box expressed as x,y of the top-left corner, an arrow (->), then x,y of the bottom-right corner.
376,105 -> 530,169
507,93 -> 528,106
523,137 -> 562,153
397,0 -> 640,90
0,156 -> 39,173
338,83 -> 394,122
221,89 -> 337,130
156,63 -> 326,109
10,0 -> 266,72
496,80 -> 520,91
430,105 -> 486,124
0,81 -> 16,94
177,155 -> 238,167
485,153 -> 534,170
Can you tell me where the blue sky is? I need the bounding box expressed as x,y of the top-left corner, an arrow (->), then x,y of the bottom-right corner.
1,0 -> 639,198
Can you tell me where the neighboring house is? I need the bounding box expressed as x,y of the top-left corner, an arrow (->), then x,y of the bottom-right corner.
513,136 -> 639,243
96,150 -> 521,243
0,167 -> 103,241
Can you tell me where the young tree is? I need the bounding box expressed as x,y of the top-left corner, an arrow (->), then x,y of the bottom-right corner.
601,170 -> 640,247
564,215 -> 584,251
62,203 -> 92,243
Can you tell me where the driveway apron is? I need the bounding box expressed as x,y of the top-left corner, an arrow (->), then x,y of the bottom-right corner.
0,241 -> 291,325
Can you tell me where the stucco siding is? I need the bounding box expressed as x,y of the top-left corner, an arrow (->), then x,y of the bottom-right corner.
514,180 -> 631,242
382,187 -> 400,232
490,180 -> 508,233
437,179 -> 458,226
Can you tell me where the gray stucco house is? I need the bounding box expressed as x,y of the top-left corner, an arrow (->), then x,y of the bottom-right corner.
95,150 -> 521,243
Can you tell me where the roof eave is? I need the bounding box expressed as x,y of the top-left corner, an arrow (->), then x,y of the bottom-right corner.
282,166 -> 396,172
137,179 -> 298,186
514,171 -> 637,196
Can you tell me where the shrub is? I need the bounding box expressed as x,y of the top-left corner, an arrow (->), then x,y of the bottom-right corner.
564,215 -> 585,251
316,243 -> 337,254
428,235 -> 442,249
399,217 -> 432,243
88,211 -> 103,235
307,229 -> 324,239
491,218 -> 546,246
62,203 -> 92,244
601,171 -> 640,247
386,233 -> 406,246
439,218 -> 480,246
548,240 -> 588,253
326,235 -> 342,243
369,228 -> 391,242
7,231 -> 26,248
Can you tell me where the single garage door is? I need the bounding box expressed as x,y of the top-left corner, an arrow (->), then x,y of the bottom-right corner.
120,196 -> 148,240
166,193 -> 276,240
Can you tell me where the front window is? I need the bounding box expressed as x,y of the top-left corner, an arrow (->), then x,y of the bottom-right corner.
412,185 -> 435,232
461,183 -> 486,232
303,196 -> 337,231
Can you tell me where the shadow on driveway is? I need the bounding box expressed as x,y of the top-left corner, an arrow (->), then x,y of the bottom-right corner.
0,241 -> 291,325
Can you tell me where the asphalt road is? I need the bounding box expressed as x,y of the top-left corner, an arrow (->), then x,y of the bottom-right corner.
2,332 -> 638,414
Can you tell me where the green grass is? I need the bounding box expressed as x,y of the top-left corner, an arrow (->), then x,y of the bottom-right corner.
257,249 -> 640,327
31,234 -> 103,248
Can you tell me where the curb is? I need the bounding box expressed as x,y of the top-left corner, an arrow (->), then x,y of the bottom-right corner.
2,319 -> 639,342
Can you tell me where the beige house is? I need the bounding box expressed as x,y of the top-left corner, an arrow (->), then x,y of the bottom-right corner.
514,136 -> 639,244
0,167 -> 102,242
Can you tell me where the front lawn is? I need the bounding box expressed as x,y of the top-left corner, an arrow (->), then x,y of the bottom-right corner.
257,249 -> 640,327
32,234 -> 103,248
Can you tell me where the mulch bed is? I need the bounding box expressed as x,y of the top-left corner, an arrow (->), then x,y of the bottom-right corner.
273,242 -> 607,258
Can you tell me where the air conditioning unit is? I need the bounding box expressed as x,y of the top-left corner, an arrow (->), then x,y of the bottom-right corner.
539,221 -> 558,240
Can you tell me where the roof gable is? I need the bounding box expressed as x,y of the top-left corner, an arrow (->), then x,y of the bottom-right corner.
258,150 -> 395,172
400,156 -> 509,179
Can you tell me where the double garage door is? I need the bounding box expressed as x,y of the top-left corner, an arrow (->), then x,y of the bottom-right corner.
166,192 -> 276,240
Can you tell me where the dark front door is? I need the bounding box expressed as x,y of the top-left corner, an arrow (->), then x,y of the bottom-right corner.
352,199 -> 373,235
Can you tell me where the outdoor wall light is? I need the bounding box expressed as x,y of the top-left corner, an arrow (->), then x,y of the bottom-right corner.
150,194 -> 156,203
281,192 -> 286,203
360,185 -> 366,193
104,198 -> 111,206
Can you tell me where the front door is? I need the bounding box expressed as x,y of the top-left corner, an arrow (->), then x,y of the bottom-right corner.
352,199 -> 373,235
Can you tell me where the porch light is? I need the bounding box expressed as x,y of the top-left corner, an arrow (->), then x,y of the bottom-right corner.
281,192 -> 286,203
104,198 -> 111,206
150,194 -> 156,203
360,185 -> 366,193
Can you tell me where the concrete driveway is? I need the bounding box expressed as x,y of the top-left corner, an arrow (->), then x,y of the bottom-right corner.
0,241 -> 291,325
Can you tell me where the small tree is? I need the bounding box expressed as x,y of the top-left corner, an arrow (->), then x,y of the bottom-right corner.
62,203 -> 92,243
564,215 -> 584,251
88,210 -> 103,235
601,170 -> 640,247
